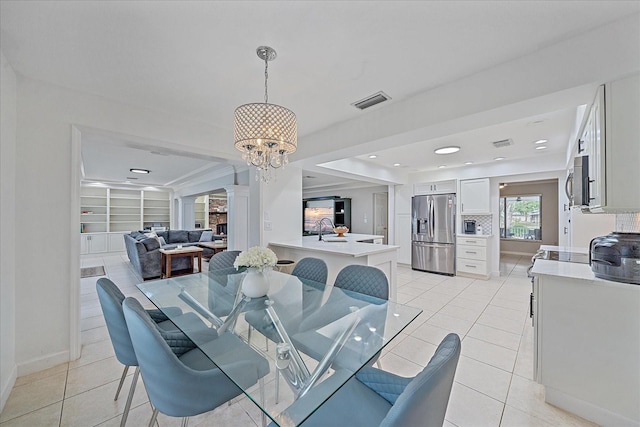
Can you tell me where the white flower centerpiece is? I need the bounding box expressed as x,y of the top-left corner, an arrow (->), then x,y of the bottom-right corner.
234,246 -> 278,298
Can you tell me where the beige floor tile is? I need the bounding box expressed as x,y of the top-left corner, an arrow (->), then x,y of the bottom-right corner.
410,322 -> 454,346
65,357 -> 128,398
500,404 -> 556,427
60,374 -> 148,427
506,375 -> 598,427
467,323 -> 522,351
438,304 -> 483,322
426,312 -> 474,337
448,296 -> 490,311
68,339 -> 116,369
80,314 -> 106,331
80,325 -> 110,346
483,304 -> 526,322
0,402 -> 62,427
0,372 -> 66,423
461,337 -> 517,372
378,352 -> 423,378
476,312 -> 525,335
13,363 -> 68,388
390,335 -> 438,367
455,356 -> 512,402
445,382 -> 504,427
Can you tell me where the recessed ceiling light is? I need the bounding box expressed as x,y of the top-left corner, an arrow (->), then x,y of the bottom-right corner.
304,175 -> 316,179
438,165 -> 447,169
536,146 -> 547,150
464,161 -> 473,165
125,177 -> 139,180
150,151 -> 170,156
434,146 -> 460,155
130,168 -> 150,174
369,154 -> 377,159
393,163 -> 401,167
534,139 -> 548,144
494,157 -> 505,161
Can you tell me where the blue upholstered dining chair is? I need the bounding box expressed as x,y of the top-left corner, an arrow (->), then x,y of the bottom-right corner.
122,297 -> 270,427
334,264 -> 388,301
273,333 -> 461,427
96,278 -> 204,427
208,250 -> 241,272
207,250 -> 243,317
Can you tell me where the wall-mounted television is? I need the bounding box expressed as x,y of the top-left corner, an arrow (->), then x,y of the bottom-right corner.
304,207 -> 334,234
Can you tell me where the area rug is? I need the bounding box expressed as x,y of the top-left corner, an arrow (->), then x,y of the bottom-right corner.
80,266 -> 106,278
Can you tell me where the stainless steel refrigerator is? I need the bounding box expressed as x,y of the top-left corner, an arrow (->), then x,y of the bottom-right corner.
411,194 -> 456,275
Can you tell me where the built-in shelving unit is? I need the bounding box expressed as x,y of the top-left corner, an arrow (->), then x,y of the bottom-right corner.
143,190 -> 171,230
195,195 -> 208,229
110,189 -> 142,232
80,187 -> 108,233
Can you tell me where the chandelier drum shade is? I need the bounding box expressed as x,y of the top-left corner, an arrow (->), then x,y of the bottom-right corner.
234,46 -> 297,182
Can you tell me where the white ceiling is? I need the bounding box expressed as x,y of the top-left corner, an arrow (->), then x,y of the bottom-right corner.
2,1 -> 638,189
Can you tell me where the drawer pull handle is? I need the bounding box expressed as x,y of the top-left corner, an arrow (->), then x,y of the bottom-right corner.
465,240 -> 475,243
465,264 -> 477,268
465,251 -> 477,254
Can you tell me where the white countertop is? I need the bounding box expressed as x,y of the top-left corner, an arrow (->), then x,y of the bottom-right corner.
457,234 -> 493,239
531,259 -> 638,289
269,234 -> 398,258
538,244 -> 589,254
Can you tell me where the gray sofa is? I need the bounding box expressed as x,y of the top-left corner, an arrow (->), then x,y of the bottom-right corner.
124,229 -> 222,280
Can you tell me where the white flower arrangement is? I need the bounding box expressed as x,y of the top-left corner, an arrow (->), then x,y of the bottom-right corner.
233,246 -> 278,272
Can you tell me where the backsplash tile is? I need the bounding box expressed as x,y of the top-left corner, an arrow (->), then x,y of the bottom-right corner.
615,213 -> 640,232
461,215 -> 492,235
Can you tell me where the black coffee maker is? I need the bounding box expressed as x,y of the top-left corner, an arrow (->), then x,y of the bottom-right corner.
464,220 -> 476,234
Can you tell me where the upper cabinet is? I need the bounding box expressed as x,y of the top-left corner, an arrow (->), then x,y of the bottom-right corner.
460,178 -> 491,215
414,179 -> 456,195
584,74 -> 640,213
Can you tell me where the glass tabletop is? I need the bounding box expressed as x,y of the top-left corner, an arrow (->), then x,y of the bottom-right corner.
137,269 -> 421,426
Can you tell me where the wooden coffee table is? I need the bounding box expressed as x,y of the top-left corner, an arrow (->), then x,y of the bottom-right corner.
195,241 -> 228,254
159,247 -> 204,278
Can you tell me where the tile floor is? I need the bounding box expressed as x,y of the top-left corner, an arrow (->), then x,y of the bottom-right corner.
0,254 -> 598,426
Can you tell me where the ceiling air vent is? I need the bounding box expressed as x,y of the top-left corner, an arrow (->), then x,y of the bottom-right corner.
492,138 -> 514,148
352,91 -> 391,110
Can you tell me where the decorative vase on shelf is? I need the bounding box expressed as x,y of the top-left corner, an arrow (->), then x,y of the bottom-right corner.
242,268 -> 270,298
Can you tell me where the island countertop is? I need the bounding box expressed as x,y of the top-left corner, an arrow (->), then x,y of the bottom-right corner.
268,234 -> 398,258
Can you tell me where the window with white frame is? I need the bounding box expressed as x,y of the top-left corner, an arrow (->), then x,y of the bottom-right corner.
499,195 -> 542,240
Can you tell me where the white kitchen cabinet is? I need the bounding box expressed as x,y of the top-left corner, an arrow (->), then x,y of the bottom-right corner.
456,235 -> 491,279
414,179 -> 456,195
460,178 -> 491,215
585,74 -> 640,212
80,233 -> 108,255
532,267 -> 640,425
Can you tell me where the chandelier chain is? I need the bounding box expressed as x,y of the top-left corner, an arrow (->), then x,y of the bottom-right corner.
264,55 -> 269,104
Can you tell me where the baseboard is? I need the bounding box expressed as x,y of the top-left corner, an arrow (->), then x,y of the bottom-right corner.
17,350 -> 69,377
1,364 -> 17,412
500,251 -> 536,257
545,386 -> 639,427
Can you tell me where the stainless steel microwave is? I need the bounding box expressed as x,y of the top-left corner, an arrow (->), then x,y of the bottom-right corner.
565,156 -> 590,207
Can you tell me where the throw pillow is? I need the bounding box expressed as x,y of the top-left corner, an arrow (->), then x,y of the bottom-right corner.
158,236 -> 166,246
199,230 -> 214,242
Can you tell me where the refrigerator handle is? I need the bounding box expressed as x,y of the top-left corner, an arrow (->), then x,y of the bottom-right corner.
430,198 -> 435,238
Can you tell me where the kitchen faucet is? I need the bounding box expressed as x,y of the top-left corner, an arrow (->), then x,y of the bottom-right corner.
316,217 -> 335,241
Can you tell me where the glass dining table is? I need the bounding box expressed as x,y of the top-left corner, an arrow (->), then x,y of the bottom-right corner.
137,269 -> 422,426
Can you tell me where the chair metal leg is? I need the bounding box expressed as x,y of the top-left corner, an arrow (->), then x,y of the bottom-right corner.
114,366 -> 130,400
260,377 -> 266,427
248,325 -> 253,344
376,359 -> 382,369
120,366 -> 140,427
265,336 -> 269,351
148,408 -> 159,427
181,417 -> 189,427
275,369 -> 280,404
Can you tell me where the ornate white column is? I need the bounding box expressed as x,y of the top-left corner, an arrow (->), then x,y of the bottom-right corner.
180,196 -> 197,230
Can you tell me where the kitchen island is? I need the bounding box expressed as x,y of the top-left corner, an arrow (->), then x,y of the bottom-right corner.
269,234 -> 399,301
531,259 -> 640,426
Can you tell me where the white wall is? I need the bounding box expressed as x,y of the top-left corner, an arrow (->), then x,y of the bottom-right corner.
304,185 -> 388,235
12,75 -> 237,375
261,166 -> 303,245
1,50 -> 18,411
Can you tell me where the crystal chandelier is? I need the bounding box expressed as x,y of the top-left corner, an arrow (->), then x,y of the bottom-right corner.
234,46 -> 297,183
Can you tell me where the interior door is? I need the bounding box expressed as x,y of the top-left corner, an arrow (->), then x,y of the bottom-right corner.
373,192 -> 388,244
